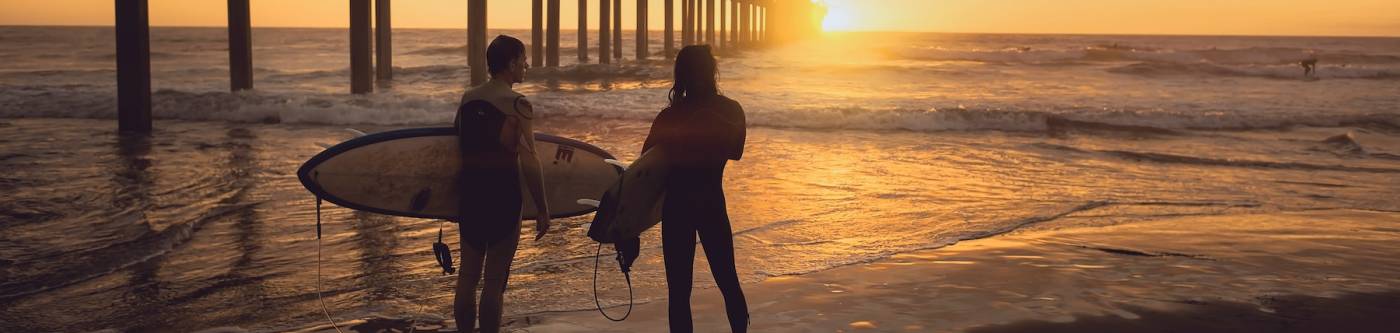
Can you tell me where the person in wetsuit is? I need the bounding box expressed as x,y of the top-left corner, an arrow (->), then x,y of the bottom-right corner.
1301,51 -> 1319,78
643,45 -> 749,333
453,35 -> 551,333
1301,57 -> 1318,78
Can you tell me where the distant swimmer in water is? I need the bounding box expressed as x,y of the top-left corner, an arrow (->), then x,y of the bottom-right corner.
1300,55 -> 1318,78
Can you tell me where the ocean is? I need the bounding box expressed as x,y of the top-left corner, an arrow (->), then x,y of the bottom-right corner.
2,26 -> 1399,332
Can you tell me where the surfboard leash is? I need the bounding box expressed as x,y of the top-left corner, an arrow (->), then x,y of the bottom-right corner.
593,242 -> 634,321
314,197 -> 347,333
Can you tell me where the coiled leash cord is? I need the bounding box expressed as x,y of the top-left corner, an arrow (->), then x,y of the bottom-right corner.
314,198 -> 347,333
593,242 -> 634,321
314,197 -> 440,333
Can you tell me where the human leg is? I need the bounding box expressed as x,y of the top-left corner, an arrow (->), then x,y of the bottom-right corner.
477,226 -> 521,333
698,214 -> 748,332
454,238 -> 487,332
662,217 -> 699,332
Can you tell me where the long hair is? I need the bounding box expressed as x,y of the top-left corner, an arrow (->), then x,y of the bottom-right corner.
668,45 -> 718,107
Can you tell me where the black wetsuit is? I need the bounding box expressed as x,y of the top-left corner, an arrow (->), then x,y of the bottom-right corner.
643,94 -> 748,333
455,80 -> 534,251
456,148 -> 521,251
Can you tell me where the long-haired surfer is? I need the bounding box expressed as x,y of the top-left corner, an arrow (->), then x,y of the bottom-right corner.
644,45 -> 749,332
453,35 -> 551,333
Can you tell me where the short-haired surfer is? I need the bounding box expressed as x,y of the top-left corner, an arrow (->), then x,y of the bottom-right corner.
644,45 -> 749,332
453,34 -> 550,333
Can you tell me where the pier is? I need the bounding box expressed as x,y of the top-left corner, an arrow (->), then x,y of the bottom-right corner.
112,0 -> 822,133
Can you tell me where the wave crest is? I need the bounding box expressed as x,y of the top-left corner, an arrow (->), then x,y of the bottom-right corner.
898,45 -> 1400,66
5,85 -> 1399,133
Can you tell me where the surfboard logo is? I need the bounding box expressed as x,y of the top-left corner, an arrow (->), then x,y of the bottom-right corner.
555,146 -> 575,163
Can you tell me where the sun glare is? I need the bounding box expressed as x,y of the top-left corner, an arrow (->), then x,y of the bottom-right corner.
821,7 -> 857,31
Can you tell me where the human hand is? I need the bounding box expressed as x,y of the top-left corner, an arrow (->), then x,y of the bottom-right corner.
534,214 -> 551,241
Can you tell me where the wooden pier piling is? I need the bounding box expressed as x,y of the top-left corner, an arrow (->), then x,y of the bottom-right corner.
762,3 -> 767,42
228,0 -> 253,91
578,0 -> 589,62
533,0 -> 543,67
375,0 -> 392,81
613,0 -> 622,60
547,0 -> 560,67
637,0 -> 648,60
600,0 -> 611,64
350,0 -> 373,93
116,0 -> 152,133
744,1 -> 752,44
467,0 -> 486,85
685,0 -> 692,44
691,0 -> 699,44
706,0 -> 715,45
698,0 -> 705,43
733,0 -> 744,46
722,0 -> 733,49
665,0 -> 674,58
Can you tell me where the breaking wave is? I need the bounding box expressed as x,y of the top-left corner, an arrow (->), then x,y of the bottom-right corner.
898,45 -> 1400,66
895,44 -> 1400,80
5,85 -> 1399,134
1108,62 -> 1400,80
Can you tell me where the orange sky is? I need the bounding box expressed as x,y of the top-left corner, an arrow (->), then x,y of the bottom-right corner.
2,0 -> 1399,36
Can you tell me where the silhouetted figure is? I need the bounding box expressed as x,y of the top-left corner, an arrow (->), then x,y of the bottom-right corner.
453,35 -> 551,333
644,45 -> 749,333
1301,56 -> 1318,78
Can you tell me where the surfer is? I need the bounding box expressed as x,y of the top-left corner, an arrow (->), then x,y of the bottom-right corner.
1301,54 -> 1318,78
452,35 -> 551,333
644,45 -> 749,333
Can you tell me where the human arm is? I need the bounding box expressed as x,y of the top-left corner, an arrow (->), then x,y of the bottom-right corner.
641,108 -> 671,155
514,99 -> 551,240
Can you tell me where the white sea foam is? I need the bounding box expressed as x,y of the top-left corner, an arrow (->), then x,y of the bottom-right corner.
4,27 -> 1399,135
5,84 -> 1399,133
896,45 -> 1400,66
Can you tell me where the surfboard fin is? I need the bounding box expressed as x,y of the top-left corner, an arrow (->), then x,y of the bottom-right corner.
577,199 -> 601,208
603,159 -> 628,171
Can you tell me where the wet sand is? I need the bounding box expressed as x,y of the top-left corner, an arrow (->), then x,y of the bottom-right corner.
469,209 -> 1400,332
12,118 -> 1399,333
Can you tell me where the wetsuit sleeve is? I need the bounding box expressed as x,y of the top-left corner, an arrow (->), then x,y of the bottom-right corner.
727,102 -> 746,161
514,97 -> 536,154
642,108 -> 674,155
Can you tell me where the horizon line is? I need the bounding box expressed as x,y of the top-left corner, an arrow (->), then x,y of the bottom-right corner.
3,24 -> 1397,39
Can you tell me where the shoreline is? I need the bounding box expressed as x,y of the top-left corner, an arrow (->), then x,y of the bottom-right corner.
5,118 -> 1400,332
330,209 -> 1400,332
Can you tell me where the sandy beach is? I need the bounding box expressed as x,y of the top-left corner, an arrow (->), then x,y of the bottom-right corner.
319,209 -> 1400,332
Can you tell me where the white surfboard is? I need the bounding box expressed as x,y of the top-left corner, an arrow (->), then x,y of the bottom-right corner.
590,147 -> 669,242
298,127 -> 623,220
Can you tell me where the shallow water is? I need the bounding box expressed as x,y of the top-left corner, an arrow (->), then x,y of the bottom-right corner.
3,27 -> 1400,332
3,117 -> 1399,332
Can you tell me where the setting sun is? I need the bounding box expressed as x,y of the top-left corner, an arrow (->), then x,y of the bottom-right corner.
819,2 -> 858,31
